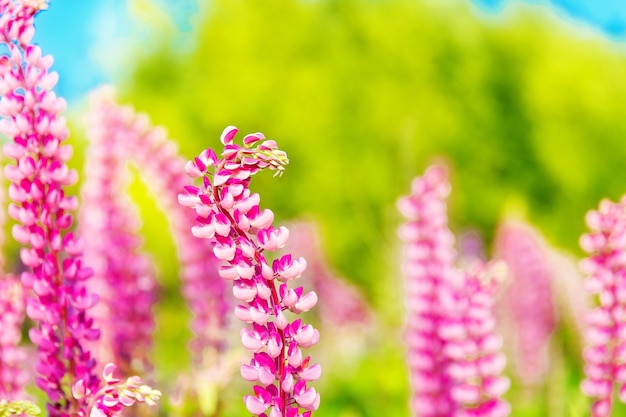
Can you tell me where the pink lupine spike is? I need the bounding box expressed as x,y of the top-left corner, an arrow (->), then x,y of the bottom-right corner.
440,261 -> 511,417
398,165 -> 458,416
580,196 -> 626,416
494,220 -> 557,387
180,127 -> 320,416
79,131 -> 158,377
1,1 -> 97,413
399,166 -> 510,417
85,89 -> 228,391
1,6 -> 160,416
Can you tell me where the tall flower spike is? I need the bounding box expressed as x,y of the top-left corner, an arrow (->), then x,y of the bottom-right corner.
398,165 -> 458,416
80,92 -> 158,377
494,220 -> 556,388
179,127 -> 321,417
85,88 -> 228,379
580,197 -> 626,417
0,4 -> 159,416
439,261 -> 511,417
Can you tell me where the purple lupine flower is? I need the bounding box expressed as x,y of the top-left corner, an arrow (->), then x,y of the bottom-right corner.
439,261 -> 510,417
494,220 -> 556,387
80,90 -> 158,377
0,3 -> 159,416
86,89 -> 228,375
580,197 -> 626,417
0,275 -> 29,400
179,126 -> 321,417
398,165 -> 458,416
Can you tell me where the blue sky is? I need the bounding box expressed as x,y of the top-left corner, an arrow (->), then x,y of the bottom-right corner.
471,0 -> 626,38
33,0 -> 199,102
30,0 -> 626,103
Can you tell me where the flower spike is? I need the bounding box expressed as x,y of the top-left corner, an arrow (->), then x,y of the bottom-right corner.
180,127 -> 320,416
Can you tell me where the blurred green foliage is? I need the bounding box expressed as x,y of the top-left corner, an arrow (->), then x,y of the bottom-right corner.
120,0 -> 626,297
63,0 -> 626,415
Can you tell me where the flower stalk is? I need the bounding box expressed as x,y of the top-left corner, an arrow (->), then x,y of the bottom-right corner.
0,2 -> 160,416
179,126 -> 321,417
580,197 -> 626,416
398,165 -> 510,416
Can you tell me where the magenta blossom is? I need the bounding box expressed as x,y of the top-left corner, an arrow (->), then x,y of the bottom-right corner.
80,90 -> 159,377
439,261 -> 510,417
85,89 -> 227,373
179,126 -> 321,417
398,165 -> 510,417
398,165 -> 458,416
0,2 -> 159,415
580,197 -> 626,416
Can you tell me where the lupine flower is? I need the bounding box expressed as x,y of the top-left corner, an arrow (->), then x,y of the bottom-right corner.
580,197 -> 626,417
75,364 -> 161,417
398,165 -> 509,417
80,90 -> 158,377
0,3 -> 159,416
494,220 -> 556,387
86,89 -> 228,373
179,126 -> 321,417
0,275 -> 29,400
0,159 -> 30,400
439,261 -> 510,417
398,165 -> 459,416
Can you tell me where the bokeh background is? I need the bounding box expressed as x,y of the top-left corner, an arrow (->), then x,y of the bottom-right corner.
14,0 -> 626,415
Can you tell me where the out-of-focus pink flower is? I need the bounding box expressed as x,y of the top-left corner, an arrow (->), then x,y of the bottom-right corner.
80,90 -> 159,377
398,165 -> 459,416
399,166 -> 510,417
85,89 -> 227,372
0,146 -> 30,400
440,261 -> 510,417
494,220 -> 557,387
0,275 -> 29,400
179,126 -> 320,416
580,197 -> 626,416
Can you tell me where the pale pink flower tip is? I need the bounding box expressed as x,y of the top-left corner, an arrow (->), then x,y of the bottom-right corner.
220,125 -> 239,145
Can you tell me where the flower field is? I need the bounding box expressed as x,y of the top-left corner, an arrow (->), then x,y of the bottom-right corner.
2,0 -> 626,416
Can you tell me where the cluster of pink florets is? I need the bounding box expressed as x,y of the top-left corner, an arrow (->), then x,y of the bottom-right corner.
398,166 -> 510,417
179,126 -> 321,416
580,197 -> 626,417
0,2 -> 161,416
